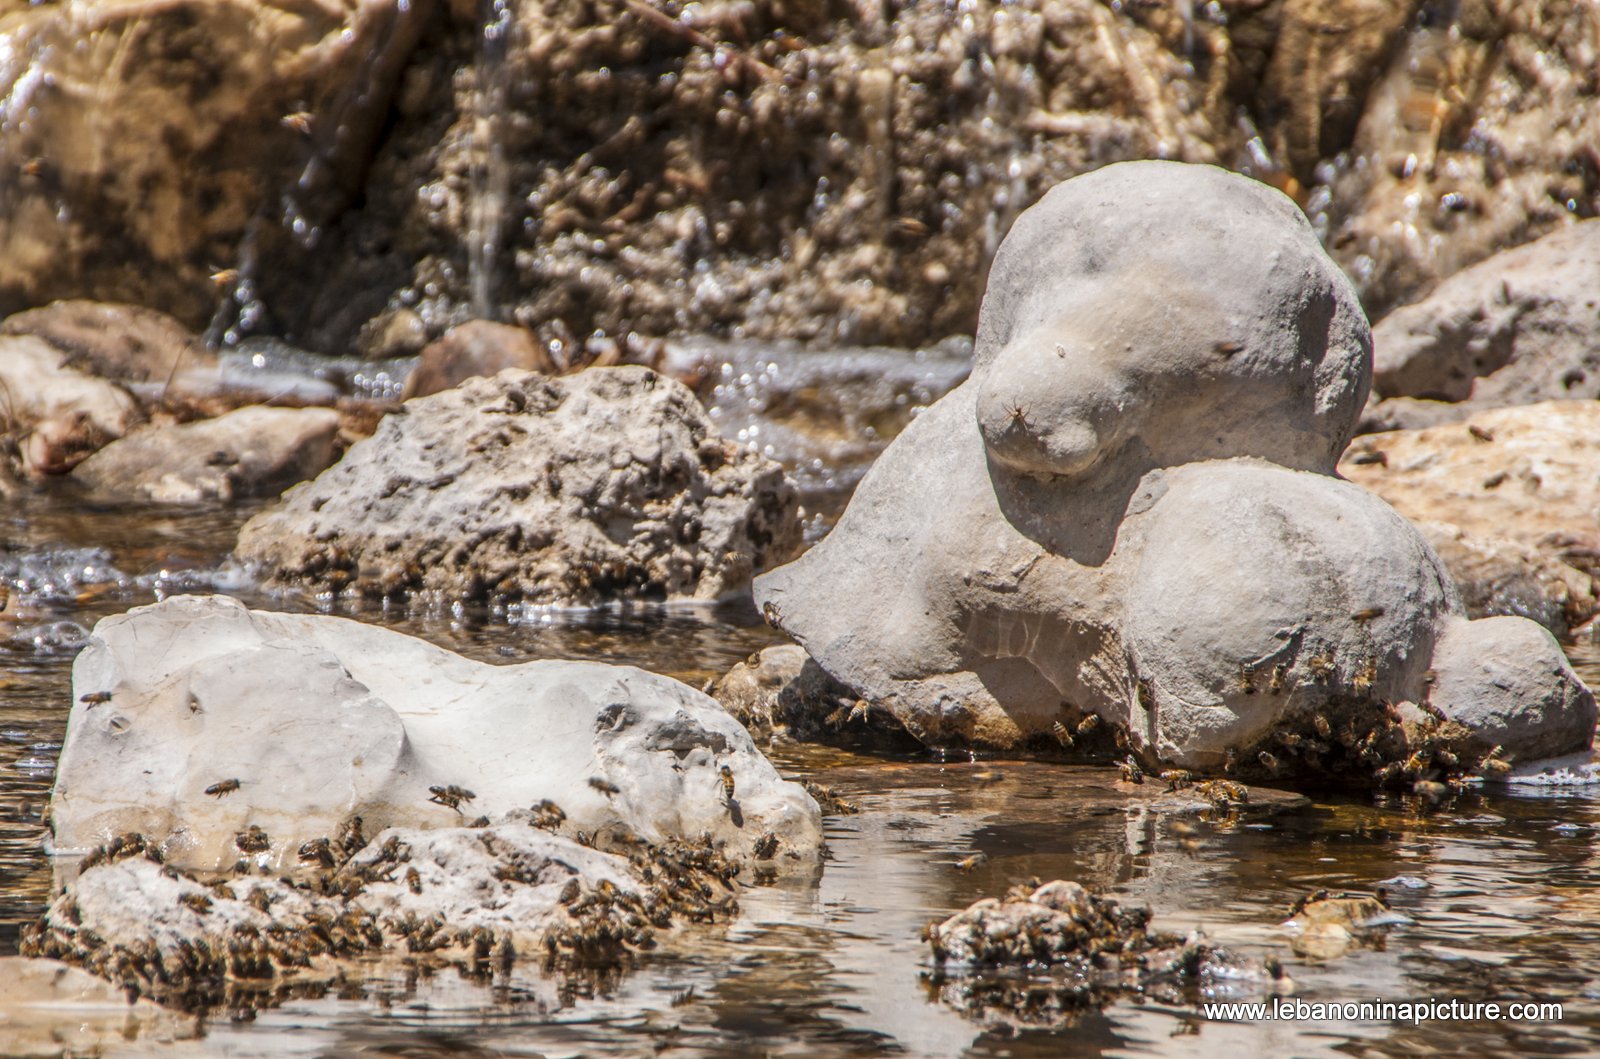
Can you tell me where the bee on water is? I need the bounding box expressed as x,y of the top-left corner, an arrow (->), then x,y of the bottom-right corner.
717,765 -> 736,801
298,836 -> 335,868
1050,720 -> 1075,748
1160,769 -> 1193,792
955,852 -> 988,872
428,785 -> 476,812
1480,745 -> 1512,777
235,825 -> 270,854
204,779 -> 241,799
1118,755 -> 1144,785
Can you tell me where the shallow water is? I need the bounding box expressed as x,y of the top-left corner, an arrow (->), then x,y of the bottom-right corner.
4,491 -> 1600,1057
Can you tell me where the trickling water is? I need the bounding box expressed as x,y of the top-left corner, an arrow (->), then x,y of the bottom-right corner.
468,0 -> 516,321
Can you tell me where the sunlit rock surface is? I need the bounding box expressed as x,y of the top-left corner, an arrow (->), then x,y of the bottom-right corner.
236,366 -> 802,607
756,160 -> 1595,771
51,595 -> 821,873
1341,402 -> 1600,637
1370,221 -> 1600,412
0,0 -> 430,333
70,406 -> 342,504
0,333 -> 143,477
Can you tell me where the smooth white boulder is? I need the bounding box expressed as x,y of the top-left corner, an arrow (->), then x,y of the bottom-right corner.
52,595 -> 821,873
755,160 -> 1595,771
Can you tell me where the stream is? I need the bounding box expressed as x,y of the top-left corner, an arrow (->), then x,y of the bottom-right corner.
2,347 -> 1599,1057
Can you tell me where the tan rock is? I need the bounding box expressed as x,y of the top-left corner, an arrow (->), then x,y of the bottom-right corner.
70,405 -> 342,504
0,334 -> 142,476
0,957 -> 195,1050
1339,402 -> 1600,632
0,0 -> 430,329
402,319 -> 556,399
0,299 -> 215,387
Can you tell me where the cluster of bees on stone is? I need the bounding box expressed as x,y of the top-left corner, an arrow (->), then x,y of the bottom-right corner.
19,784 -> 766,1012
1042,636 -> 1513,794
925,877 -> 1175,969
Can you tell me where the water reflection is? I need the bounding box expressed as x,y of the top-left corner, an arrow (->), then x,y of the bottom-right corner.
2,495 -> 1600,1056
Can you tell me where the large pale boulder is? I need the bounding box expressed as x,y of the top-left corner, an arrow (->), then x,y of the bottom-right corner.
0,299 -> 216,392
1371,222 -> 1600,409
52,595 -> 821,873
70,406 -> 342,504
1339,403 -> 1600,635
755,161 -> 1595,772
236,366 -> 802,607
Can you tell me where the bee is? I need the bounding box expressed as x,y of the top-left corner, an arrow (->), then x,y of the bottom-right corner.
954,853 -> 988,872
1419,700 -> 1448,724
717,765 -> 736,801
178,892 -> 212,914
1480,746 -> 1512,777
204,779 -> 241,798
1160,769 -> 1193,792
428,784 -> 476,811
1224,747 -> 1238,773
1312,712 -> 1332,739
1275,731 -> 1303,750
1136,678 -> 1156,712
79,691 -> 113,706
208,268 -> 241,289
468,815 -> 490,828
1375,761 -> 1404,786
1214,339 -> 1244,357
823,706 -> 849,729
753,832 -> 779,859
1118,755 -> 1144,784
1467,424 -> 1495,443
246,888 -> 273,914
1007,403 -> 1028,428
1268,663 -> 1287,695
298,836 -> 335,868
280,111 -> 314,135
847,699 -> 871,724
18,157 -> 43,177
587,777 -> 620,796
894,215 -> 929,236
1402,749 -> 1432,778
1257,750 -> 1281,774
1237,662 -> 1257,695
1349,449 -> 1389,466
406,867 -> 423,894
1050,720 -> 1075,748
338,815 -> 366,856
1351,657 -> 1377,695
1076,714 -> 1101,736
1195,779 -> 1248,809
235,826 -> 270,854
1307,653 -> 1336,681
532,799 -> 566,830
1351,607 -> 1385,622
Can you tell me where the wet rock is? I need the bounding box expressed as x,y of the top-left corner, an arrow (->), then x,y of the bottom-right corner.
1370,222 -> 1600,409
1320,2 -> 1600,320
402,320 -> 557,399
69,406 -> 342,504
1340,403 -> 1600,635
0,956 -> 196,1047
24,819 -> 747,1009
0,0 -> 431,332
52,595 -> 821,874
236,367 -> 802,607
1429,617 -> 1597,763
709,644 -> 917,751
0,334 -> 142,476
0,300 -> 217,394
1283,889 -> 1407,960
755,160 -> 1594,773
926,879 -> 1284,1025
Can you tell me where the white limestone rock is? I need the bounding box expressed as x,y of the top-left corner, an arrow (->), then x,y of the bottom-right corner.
52,595 -> 821,873
235,366 -> 802,607
755,160 -> 1595,771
